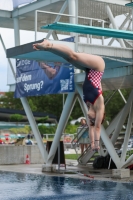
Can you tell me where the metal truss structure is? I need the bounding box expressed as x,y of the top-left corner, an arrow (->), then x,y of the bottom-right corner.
1,0 -> 133,169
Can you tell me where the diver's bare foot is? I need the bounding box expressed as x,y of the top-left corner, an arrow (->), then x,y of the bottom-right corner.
33,39 -> 53,51
94,140 -> 100,151
90,141 -> 95,151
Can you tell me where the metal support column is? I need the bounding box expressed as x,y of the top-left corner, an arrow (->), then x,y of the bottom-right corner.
111,89 -> 133,145
106,5 -> 126,48
68,0 -> 80,71
75,84 -> 88,119
106,109 -> 124,137
47,92 -> 76,165
13,18 -> 20,46
68,0 -> 77,24
101,126 -> 121,168
118,89 -> 127,104
13,17 -> 48,161
108,12 -> 132,46
46,1 -> 68,39
121,102 -> 133,165
68,0 -> 78,50
0,35 -> 16,78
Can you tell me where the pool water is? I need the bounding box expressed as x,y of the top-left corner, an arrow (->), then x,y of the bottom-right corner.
0,171 -> 133,200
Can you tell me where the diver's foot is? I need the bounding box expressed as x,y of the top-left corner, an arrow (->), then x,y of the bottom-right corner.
94,140 -> 100,152
90,141 -> 95,152
33,39 -> 53,51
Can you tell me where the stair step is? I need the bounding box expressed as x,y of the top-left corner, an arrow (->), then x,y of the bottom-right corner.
75,130 -> 133,165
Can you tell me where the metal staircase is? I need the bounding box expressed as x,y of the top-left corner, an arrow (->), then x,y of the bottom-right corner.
72,128 -> 133,166
71,125 -> 89,152
77,144 -> 96,165
71,125 -> 97,165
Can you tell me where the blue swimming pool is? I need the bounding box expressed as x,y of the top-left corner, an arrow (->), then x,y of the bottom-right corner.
0,171 -> 133,200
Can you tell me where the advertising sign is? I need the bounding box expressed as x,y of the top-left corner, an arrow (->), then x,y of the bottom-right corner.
15,59 -> 75,98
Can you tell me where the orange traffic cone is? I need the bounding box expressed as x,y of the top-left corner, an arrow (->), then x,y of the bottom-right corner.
25,154 -> 30,164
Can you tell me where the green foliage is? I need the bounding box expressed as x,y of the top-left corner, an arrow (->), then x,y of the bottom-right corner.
38,125 -> 57,134
38,124 -> 79,135
126,150 -> 133,159
65,154 -> 78,160
1,89 -> 132,127
68,116 -> 73,124
37,116 -> 49,123
75,121 -> 80,125
103,89 -> 131,123
10,114 -> 23,122
0,92 -> 22,109
9,126 -> 31,134
65,124 -> 79,134
27,94 -> 63,119
70,101 -> 83,119
28,99 -> 37,111
25,125 -> 31,132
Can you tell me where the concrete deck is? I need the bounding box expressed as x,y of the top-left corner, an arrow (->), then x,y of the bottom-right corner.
0,160 -> 133,183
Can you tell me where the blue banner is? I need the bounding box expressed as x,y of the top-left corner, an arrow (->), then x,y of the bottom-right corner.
60,36 -> 75,42
14,59 -> 75,98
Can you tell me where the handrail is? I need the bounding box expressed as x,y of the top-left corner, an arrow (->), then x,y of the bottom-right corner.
78,143 -> 91,163
71,125 -> 89,147
36,10 -> 107,23
35,10 -> 107,41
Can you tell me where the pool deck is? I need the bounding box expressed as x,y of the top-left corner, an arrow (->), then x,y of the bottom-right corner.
0,159 -> 133,183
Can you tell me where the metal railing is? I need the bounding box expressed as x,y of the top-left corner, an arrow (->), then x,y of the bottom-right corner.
71,125 -> 89,148
35,9 -> 133,48
35,10 -> 108,44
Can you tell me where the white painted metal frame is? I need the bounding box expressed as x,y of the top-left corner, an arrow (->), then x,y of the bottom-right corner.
100,89 -> 133,168
35,1 -> 68,41
108,12 -> 132,46
34,7 -> 106,44
8,0 -> 133,169
106,5 -> 126,48
0,34 -> 16,78
13,17 -> 48,162
34,3 -> 133,48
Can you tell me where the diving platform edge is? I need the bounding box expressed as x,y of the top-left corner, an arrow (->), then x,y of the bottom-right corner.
41,22 -> 133,40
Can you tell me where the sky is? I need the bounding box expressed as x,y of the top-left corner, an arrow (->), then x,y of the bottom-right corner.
0,13 -> 131,92
0,28 -> 45,91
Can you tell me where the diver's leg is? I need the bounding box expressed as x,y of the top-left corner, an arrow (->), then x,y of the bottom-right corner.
33,39 -> 105,71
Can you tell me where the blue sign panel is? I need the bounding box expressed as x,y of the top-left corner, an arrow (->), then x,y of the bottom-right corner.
14,59 -> 75,98
60,36 -> 75,42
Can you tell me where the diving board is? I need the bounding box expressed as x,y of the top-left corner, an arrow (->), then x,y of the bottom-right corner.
125,2 -> 133,7
6,39 -> 133,70
41,22 -> 133,40
6,39 -> 75,64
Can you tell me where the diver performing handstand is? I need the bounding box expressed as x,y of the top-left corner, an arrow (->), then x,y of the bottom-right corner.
33,39 -> 105,151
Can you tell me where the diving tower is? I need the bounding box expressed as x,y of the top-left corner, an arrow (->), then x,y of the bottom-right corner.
1,0 -> 133,171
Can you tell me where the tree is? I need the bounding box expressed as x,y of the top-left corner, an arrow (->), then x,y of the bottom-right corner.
37,116 -> 49,123
0,89 -> 132,125
103,89 -> 131,123
28,94 -> 63,119
28,99 -> 37,111
10,114 -> 24,123
0,92 -> 22,109
70,101 -> 83,119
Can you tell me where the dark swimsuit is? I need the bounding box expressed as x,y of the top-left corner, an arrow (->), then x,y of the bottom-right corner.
83,68 -> 104,105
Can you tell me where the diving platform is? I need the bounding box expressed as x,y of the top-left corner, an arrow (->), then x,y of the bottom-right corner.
41,22 -> 133,40
125,2 -> 133,7
6,39 -> 133,66
6,39 -> 133,91
4,0 -> 133,171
